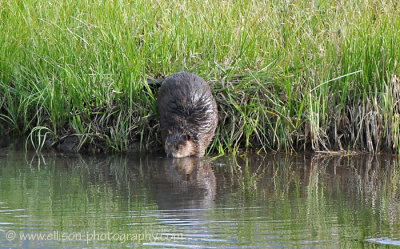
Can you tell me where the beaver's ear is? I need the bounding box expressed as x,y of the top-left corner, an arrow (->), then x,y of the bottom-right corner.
168,129 -> 173,135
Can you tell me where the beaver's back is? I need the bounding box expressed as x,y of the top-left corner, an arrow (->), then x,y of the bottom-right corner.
157,72 -> 218,137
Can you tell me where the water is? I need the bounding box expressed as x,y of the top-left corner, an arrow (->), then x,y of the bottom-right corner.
1,147 -> 400,248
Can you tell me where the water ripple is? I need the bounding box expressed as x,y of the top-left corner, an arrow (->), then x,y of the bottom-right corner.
367,238 -> 400,246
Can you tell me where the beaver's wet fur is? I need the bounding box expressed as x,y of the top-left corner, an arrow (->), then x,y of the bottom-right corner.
157,72 -> 218,158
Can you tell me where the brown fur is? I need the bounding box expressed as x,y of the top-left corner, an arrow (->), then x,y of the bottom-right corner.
157,72 -> 218,158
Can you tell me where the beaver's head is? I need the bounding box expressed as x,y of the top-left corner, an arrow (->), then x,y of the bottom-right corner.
164,129 -> 198,158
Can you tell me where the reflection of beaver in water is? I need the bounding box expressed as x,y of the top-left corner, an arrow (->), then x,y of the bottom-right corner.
157,72 -> 218,158
157,157 -> 216,210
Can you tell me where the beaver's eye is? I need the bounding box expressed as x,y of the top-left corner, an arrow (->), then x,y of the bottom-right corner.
185,134 -> 191,140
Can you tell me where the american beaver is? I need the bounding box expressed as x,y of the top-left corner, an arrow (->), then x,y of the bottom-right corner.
157,72 -> 218,158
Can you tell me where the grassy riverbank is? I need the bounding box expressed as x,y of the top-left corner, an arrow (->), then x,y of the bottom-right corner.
0,0 -> 399,153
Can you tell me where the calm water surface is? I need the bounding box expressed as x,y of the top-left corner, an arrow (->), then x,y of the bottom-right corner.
1,146 -> 400,248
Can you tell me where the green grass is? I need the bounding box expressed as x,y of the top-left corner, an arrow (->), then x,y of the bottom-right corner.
0,0 -> 399,153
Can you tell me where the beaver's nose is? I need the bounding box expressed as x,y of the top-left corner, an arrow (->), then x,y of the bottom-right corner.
167,152 -> 173,158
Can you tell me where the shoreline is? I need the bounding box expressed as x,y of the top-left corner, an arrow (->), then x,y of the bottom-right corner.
1,133 -> 400,156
